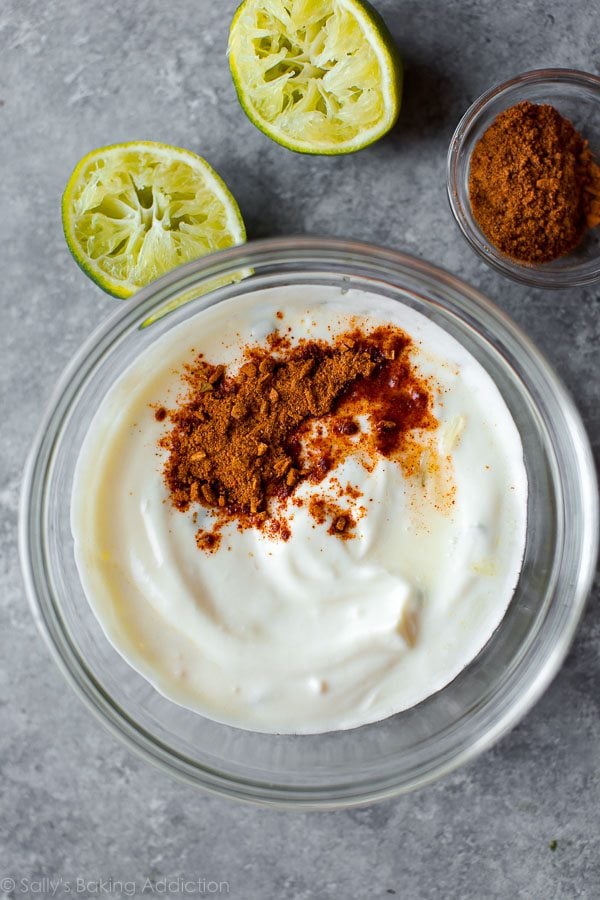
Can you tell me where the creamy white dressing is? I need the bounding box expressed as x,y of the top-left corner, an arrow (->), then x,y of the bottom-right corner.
71,286 -> 528,733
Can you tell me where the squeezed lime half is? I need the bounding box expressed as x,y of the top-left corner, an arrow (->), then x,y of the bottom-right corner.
62,141 -> 246,298
228,0 -> 403,155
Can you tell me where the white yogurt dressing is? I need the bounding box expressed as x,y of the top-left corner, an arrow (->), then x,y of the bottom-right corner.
71,286 -> 528,733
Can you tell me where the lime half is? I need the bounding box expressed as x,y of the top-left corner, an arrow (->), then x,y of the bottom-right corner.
228,0 -> 402,155
62,142 -> 246,298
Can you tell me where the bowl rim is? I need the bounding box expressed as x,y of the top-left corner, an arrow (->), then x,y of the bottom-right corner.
19,236 -> 599,808
447,67 -> 600,288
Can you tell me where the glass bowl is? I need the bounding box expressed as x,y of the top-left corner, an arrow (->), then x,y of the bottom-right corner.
447,68 -> 600,288
19,237 -> 598,808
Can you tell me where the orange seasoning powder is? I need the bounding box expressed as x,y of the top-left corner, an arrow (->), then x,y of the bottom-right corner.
468,100 -> 600,263
158,325 -> 437,551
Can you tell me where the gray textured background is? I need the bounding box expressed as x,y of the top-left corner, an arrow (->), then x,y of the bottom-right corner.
2,1 -> 599,898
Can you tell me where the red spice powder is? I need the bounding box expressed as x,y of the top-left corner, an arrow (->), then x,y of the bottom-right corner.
468,100 -> 600,263
157,324 -> 437,551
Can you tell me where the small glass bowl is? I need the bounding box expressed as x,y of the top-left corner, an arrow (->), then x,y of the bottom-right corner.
19,238 -> 598,808
447,68 -> 600,288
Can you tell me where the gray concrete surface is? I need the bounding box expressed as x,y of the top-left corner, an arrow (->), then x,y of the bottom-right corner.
1,1 -> 599,897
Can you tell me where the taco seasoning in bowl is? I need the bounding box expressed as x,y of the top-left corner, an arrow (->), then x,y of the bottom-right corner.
448,68 -> 600,287
468,100 -> 600,263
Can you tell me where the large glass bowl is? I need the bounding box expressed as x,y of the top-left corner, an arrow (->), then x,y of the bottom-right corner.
19,237 -> 598,808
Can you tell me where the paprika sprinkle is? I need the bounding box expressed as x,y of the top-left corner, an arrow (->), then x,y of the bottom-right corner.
468,100 -> 600,263
158,325 -> 438,551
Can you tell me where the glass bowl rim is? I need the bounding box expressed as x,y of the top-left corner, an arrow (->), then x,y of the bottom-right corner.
447,67 -> 600,289
19,236 -> 599,808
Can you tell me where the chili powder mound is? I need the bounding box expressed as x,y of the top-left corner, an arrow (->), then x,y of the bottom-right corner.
468,100 -> 600,263
158,325 -> 437,549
